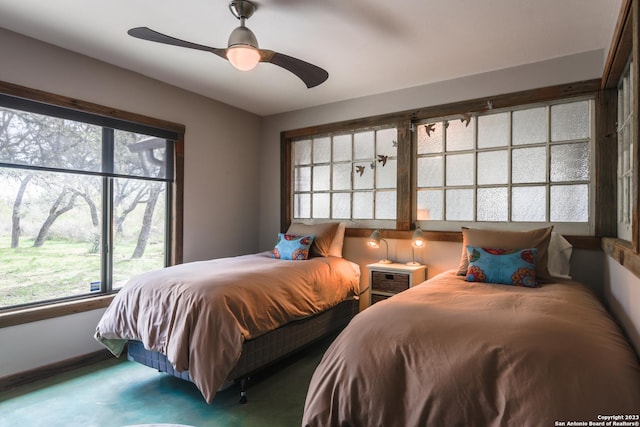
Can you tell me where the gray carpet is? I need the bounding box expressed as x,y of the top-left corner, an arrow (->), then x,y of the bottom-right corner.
0,337 -> 332,427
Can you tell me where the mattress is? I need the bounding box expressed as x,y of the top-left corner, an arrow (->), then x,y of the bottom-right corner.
127,297 -> 359,382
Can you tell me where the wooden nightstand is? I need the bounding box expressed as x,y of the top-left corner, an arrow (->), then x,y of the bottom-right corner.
367,262 -> 427,305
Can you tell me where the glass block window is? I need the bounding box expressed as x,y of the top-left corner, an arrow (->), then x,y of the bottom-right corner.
292,127 -> 398,226
415,99 -> 594,233
617,58 -> 633,242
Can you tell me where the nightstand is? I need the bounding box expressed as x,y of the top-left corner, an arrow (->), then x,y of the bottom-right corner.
367,262 -> 427,305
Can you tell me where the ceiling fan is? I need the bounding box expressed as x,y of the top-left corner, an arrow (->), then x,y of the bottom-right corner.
128,0 -> 329,88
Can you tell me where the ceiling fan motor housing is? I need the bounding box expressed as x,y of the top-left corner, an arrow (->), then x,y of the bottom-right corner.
228,25 -> 259,49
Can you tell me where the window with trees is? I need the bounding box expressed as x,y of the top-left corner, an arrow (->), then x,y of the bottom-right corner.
0,96 -> 178,310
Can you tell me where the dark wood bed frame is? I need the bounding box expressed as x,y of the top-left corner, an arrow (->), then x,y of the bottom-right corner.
126,297 -> 359,403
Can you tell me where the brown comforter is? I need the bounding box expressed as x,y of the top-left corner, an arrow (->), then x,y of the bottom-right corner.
303,271 -> 640,426
95,252 -> 359,403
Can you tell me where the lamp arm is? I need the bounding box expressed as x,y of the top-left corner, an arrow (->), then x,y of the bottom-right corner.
382,238 -> 389,261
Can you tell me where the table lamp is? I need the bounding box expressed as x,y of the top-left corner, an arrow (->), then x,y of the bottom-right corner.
367,229 -> 392,264
407,227 -> 425,266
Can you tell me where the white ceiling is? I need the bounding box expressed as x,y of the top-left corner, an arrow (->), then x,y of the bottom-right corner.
0,0 -> 622,116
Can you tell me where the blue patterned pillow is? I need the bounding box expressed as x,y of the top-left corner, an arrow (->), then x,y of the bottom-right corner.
465,246 -> 538,288
271,233 -> 314,260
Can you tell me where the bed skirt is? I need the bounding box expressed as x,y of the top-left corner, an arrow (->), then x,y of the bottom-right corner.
127,297 -> 359,384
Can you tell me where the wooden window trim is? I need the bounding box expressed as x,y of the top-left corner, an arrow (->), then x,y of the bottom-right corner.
602,237 -> 640,278
633,1 -> 640,253
0,295 -> 116,328
596,89 -> 618,238
0,81 -> 185,135
603,0 -> 633,90
0,80 -> 185,326
345,228 -> 601,250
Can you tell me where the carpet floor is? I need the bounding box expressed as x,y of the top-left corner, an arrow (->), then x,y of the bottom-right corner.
0,337 -> 333,427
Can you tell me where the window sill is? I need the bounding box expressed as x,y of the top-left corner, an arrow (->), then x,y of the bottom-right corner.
0,294 -> 115,328
346,228 -> 602,249
602,237 -> 640,279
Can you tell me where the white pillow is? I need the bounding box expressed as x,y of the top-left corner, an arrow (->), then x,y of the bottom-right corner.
547,232 -> 572,279
328,222 -> 347,257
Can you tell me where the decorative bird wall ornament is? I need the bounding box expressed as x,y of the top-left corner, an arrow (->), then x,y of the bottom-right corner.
460,113 -> 472,127
392,139 -> 398,147
355,165 -> 365,176
424,123 -> 436,137
377,155 -> 389,166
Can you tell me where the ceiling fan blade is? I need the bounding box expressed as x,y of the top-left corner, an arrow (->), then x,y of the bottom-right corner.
128,27 -> 226,59
260,50 -> 328,88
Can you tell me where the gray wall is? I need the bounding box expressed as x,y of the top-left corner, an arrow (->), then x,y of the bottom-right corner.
0,28 -> 262,377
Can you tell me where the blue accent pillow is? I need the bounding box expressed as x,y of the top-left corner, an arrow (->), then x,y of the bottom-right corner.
271,233 -> 314,260
465,246 -> 538,288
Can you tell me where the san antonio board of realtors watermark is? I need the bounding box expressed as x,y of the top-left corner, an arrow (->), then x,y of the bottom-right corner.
555,415 -> 640,426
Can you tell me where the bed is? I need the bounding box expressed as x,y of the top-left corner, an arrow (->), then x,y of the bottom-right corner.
95,222 -> 361,404
302,227 -> 640,426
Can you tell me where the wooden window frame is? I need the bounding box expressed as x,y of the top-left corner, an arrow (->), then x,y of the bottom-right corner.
290,126 -> 401,228
0,80 -> 185,327
600,0 -> 640,278
282,80 -> 604,248
413,97 -> 596,233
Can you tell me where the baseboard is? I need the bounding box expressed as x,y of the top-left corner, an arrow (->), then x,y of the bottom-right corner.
0,349 -> 114,392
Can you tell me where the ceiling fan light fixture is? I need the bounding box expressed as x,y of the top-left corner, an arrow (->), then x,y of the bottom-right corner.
227,24 -> 260,71
227,45 -> 261,71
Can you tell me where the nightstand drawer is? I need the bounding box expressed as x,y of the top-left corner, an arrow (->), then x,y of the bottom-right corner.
371,271 -> 409,293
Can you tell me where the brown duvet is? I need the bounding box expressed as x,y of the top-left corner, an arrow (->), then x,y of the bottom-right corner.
302,271 -> 640,427
95,252 -> 359,403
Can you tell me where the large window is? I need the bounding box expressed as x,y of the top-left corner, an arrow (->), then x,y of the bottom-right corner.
415,99 -> 594,234
283,82 -> 600,237
0,97 -> 178,310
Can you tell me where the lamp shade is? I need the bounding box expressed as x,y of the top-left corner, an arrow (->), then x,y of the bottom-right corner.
407,227 -> 425,266
368,230 -> 391,264
367,230 -> 382,248
411,228 -> 426,248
